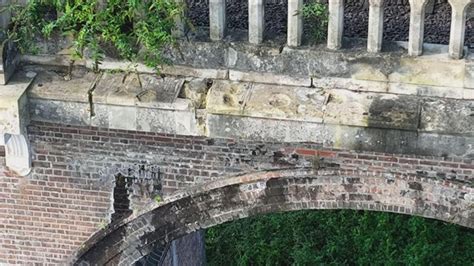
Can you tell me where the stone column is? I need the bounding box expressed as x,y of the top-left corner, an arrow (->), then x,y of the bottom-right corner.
249,0 -> 264,44
408,0 -> 428,56
327,0 -> 344,50
367,0 -> 384,53
210,0 -> 226,41
173,0 -> 186,38
288,0 -> 303,47
448,0 -> 471,59
0,0 -> 11,30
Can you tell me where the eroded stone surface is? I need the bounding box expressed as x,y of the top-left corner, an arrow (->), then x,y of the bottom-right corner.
0,71 -> 33,135
244,84 -> 326,122
27,66 -> 96,102
420,99 -> 474,134
94,72 -> 184,105
206,80 -> 251,114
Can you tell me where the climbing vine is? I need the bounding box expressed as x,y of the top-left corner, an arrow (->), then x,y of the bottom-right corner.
4,0 -> 184,70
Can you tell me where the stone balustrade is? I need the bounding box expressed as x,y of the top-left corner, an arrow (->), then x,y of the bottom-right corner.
207,0 -> 473,59
0,1 -> 472,59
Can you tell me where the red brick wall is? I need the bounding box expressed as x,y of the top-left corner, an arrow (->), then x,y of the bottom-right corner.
0,121 -> 472,264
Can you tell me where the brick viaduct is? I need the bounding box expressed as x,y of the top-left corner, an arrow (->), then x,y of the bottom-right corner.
0,121 -> 471,264
0,0 -> 473,265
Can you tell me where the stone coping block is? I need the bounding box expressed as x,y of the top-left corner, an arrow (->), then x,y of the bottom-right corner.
0,70 -> 34,135
19,39 -> 474,100
206,80 -> 473,135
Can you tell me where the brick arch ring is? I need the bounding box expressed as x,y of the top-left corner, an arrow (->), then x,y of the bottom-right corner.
72,168 -> 473,265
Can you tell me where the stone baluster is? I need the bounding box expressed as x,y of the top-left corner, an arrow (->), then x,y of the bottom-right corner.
0,0 -> 11,30
210,0 -> 226,41
173,0 -> 186,37
367,0 -> 385,53
328,0 -> 344,50
288,0 -> 303,47
408,0 -> 429,56
448,0 -> 471,59
249,0 -> 264,44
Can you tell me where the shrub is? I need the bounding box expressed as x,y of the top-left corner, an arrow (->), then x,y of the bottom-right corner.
302,1 -> 329,43
4,0 -> 184,70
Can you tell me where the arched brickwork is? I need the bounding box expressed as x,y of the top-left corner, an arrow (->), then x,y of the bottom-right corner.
73,168 -> 473,265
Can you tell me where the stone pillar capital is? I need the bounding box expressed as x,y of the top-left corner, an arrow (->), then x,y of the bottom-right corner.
408,0 -> 430,10
447,0 -> 472,11
369,0 -> 384,7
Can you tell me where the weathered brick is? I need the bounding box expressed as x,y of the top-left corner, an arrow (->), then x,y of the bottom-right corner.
1,121 -> 471,265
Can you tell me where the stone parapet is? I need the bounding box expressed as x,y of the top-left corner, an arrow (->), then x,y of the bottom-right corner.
20,40 -> 474,99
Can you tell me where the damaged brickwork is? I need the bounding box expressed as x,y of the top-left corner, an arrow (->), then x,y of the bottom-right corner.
0,121 -> 472,264
73,168 -> 473,265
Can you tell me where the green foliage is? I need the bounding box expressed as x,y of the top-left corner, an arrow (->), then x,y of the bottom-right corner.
301,1 -> 329,43
206,210 -> 474,265
154,195 -> 162,203
4,0 -> 184,70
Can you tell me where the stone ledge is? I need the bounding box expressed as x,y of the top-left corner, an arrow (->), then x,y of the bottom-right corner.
20,52 -> 474,100
23,67 -> 474,158
0,71 -> 34,135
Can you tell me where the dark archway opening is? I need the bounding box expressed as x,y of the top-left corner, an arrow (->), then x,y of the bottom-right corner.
206,209 -> 474,265
264,0 -> 288,43
184,0 -> 210,40
111,174 -> 132,223
343,0 -> 369,47
424,0 -> 452,45
186,0 -> 209,28
225,0 -> 249,40
466,4 -> 474,49
383,0 -> 410,42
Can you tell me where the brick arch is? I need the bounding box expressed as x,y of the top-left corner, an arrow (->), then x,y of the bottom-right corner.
72,168 -> 473,265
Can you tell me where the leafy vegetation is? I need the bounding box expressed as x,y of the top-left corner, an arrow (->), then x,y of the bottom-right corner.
206,210 -> 474,265
3,0 -> 184,70
302,1 -> 329,43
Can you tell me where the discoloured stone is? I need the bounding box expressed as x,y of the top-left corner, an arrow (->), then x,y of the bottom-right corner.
27,66 -> 96,103
206,80 -> 250,114
0,71 -> 33,135
388,57 -> 465,88
420,98 -> 474,134
244,84 -> 326,123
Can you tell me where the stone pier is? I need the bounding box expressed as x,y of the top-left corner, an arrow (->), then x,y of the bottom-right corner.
408,0 -> 429,56
448,0 -> 471,59
288,0 -> 303,47
328,0 -> 344,50
249,0 -> 264,44
210,0 -> 226,41
368,0 -> 385,53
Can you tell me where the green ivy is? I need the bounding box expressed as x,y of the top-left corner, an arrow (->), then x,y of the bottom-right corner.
206,210 -> 474,265
302,1 -> 329,43
4,0 -> 184,70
